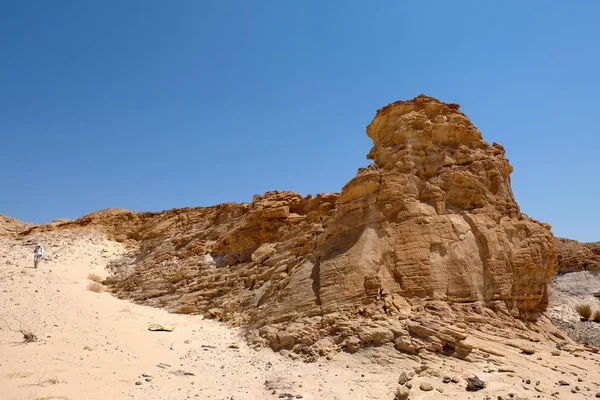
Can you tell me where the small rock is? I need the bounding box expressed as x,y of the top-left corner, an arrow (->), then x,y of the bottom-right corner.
170,343 -> 176,350
398,372 -> 411,385
394,387 -> 409,400
498,368 -> 516,373
436,388 -> 444,393
142,373 -> 152,378
558,380 -> 569,386
466,376 -> 486,392
343,336 -> 361,353
135,381 -> 142,386
551,351 -> 561,356
414,365 -> 428,374
451,376 -> 460,384
420,382 -> 433,391
145,378 -> 152,382
443,376 -> 451,384
405,382 -> 412,389
229,342 -> 240,349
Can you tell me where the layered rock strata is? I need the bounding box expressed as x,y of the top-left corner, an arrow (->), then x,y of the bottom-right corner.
556,238 -> 600,273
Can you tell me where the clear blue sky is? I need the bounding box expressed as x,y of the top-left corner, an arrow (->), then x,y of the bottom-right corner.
1,1 -> 599,242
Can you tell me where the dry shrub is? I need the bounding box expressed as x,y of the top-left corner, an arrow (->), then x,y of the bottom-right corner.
87,273 -> 103,283
22,330 -> 38,343
87,282 -> 105,293
0,317 -> 38,344
8,371 -> 33,378
36,397 -> 70,400
575,303 -> 592,320
592,310 -> 600,323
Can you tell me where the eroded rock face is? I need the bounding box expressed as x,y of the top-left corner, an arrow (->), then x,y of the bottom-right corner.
556,238 -> 600,273
310,95 -> 557,320
0,213 -> 33,235
23,95 -> 559,360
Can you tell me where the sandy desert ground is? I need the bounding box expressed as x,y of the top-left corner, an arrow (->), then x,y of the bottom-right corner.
2,229 -> 600,400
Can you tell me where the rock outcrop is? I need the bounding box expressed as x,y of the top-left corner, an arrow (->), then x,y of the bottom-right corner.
556,238 -> 600,273
0,213 -> 33,236
23,95 -> 559,360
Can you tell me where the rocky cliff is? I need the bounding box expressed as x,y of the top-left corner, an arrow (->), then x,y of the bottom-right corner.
556,238 -> 600,273
23,95 -> 560,360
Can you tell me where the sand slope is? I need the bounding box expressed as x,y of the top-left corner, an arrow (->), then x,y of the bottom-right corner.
2,229 -> 600,400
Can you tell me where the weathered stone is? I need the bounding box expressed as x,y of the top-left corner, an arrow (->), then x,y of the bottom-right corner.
466,376 -> 485,391
556,238 -> 600,272
342,337 -> 361,354
395,338 -> 420,355
251,243 -> 276,264
394,387 -> 410,400
398,371 -> 413,385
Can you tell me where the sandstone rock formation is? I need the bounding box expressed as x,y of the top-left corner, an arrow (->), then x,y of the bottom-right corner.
556,238 -> 600,273
23,95 -> 560,360
0,213 -> 33,236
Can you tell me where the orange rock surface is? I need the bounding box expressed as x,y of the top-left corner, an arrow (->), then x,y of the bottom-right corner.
556,237 -> 600,272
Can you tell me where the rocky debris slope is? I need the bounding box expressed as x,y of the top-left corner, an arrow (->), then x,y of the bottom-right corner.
23,95 -> 560,361
557,238 -> 600,273
549,271 -> 600,347
0,213 -> 34,235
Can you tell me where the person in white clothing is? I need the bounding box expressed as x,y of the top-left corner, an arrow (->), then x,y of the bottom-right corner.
33,244 -> 44,268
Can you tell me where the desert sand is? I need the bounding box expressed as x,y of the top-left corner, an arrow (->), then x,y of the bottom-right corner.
1,228 -> 600,400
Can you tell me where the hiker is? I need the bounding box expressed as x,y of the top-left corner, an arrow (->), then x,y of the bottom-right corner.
33,244 -> 44,268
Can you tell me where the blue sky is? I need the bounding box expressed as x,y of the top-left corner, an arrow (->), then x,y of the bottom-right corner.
1,1 -> 599,242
